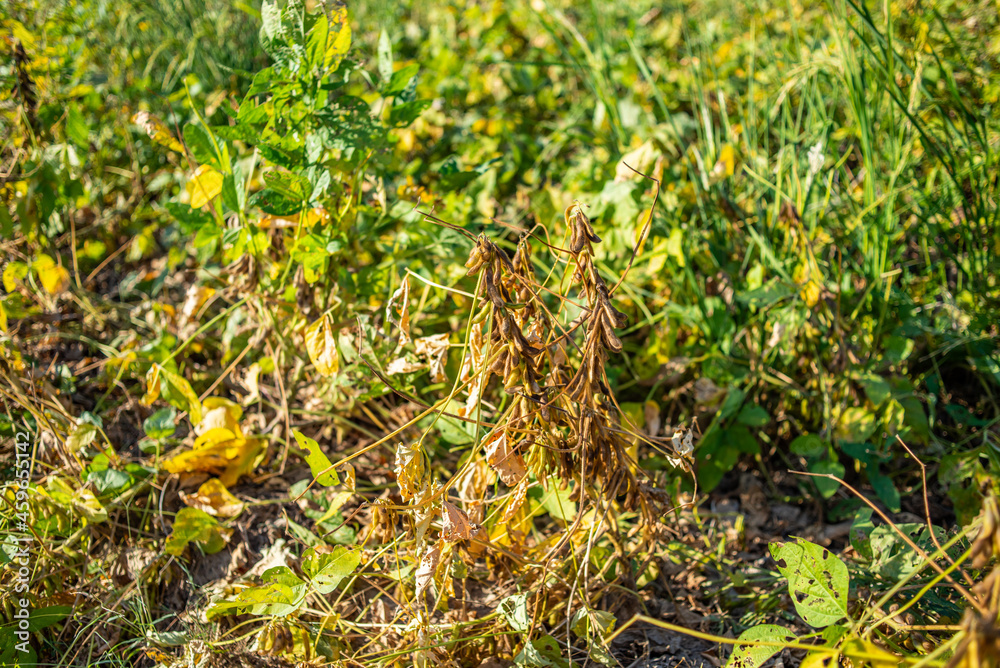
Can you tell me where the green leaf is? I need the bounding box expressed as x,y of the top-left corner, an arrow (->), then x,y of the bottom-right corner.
736,405 -> 770,427
87,467 -> 133,496
144,407 -> 177,439
850,508 -> 874,562
249,188 -> 303,216
807,458 -> 845,499
183,123 -> 221,170
769,539 -> 849,628
499,593 -> 530,632
389,99 -> 431,127
301,546 -> 360,594
870,524 -> 948,580
28,606 -> 72,632
835,407 -> 876,444
158,367 -> 203,425
209,566 -> 308,618
292,430 -> 339,486
725,624 -> 795,668
385,63 -> 419,96
858,374 -> 891,407
66,105 -> 89,147
165,507 -> 229,556
790,434 -> 826,458
377,28 -> 393,83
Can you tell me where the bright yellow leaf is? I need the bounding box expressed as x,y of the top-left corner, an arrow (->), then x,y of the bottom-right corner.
304,315 -> 339,376
35,254 -> 70,295
187,164 -> 223,208
326,6 -> 352,70
179,478 -> 245,517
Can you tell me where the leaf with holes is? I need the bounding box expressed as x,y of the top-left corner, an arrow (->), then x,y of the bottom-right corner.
769,539 -> 849,628
292,429 -> 338,486
725,624 -> 796,668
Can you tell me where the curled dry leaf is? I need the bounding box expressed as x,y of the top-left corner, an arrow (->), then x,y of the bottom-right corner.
179,478 -> 245,517
501,478 -> 530,523
483,429 -> 527,486
304,314 -> 339,376
415,541 -> 442,600
441,499 -> 480,541
668,428 -> 695,469
385,357 -> 425,375
385,275 -> 411,347
414,333 -> 450,383
394,442 -> 425,502
178,285 -> 216,337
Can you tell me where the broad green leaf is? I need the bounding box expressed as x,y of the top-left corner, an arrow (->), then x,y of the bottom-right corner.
850,508 -> 875,562
725,624 -> 795,668
870,524 -> 948,580
807,458 -> 845,499
144,407 -> 177,439
790,434 -> 826,458
769,539 -> 849,627
857,374 -> 891,407
301,546 -> 360,593
209,566 -> 307,618
385,63 -> 419,96
292,429 -> 339,486
165,507 -> 230,556
835,407 -> 876,444
736,405 -> 770,427
157,366 -> 203,425
389,99 -> 431,127
183,124 -> 220,170
28,606 -> 72,632
88,468 -> 133,496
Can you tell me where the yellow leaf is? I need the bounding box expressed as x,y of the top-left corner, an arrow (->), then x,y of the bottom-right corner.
141,365 -> 162,405
132,111 -> 184,152
179,478 -> 245,517
841,639 -> 898,668
325,6 -> 352,70
162,429 -> 262,487
304,315 -> 339,376
186,165 -> 223,208
35,254 -> 70,295
715,143 -> 736,177
3,261 -> 28,292
394,441 -> 425,502
198,397 -> 244,437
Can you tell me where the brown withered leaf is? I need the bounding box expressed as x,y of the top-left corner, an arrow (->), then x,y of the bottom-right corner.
385,275 -> 412,346
414,333 -> 450,383
415,541 -> 442,600
483,429 -> 527,486
441,500 -> 479,541
501,478 -> 530,523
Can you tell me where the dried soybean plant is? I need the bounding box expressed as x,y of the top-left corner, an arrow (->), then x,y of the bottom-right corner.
379,181 -> 694,656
